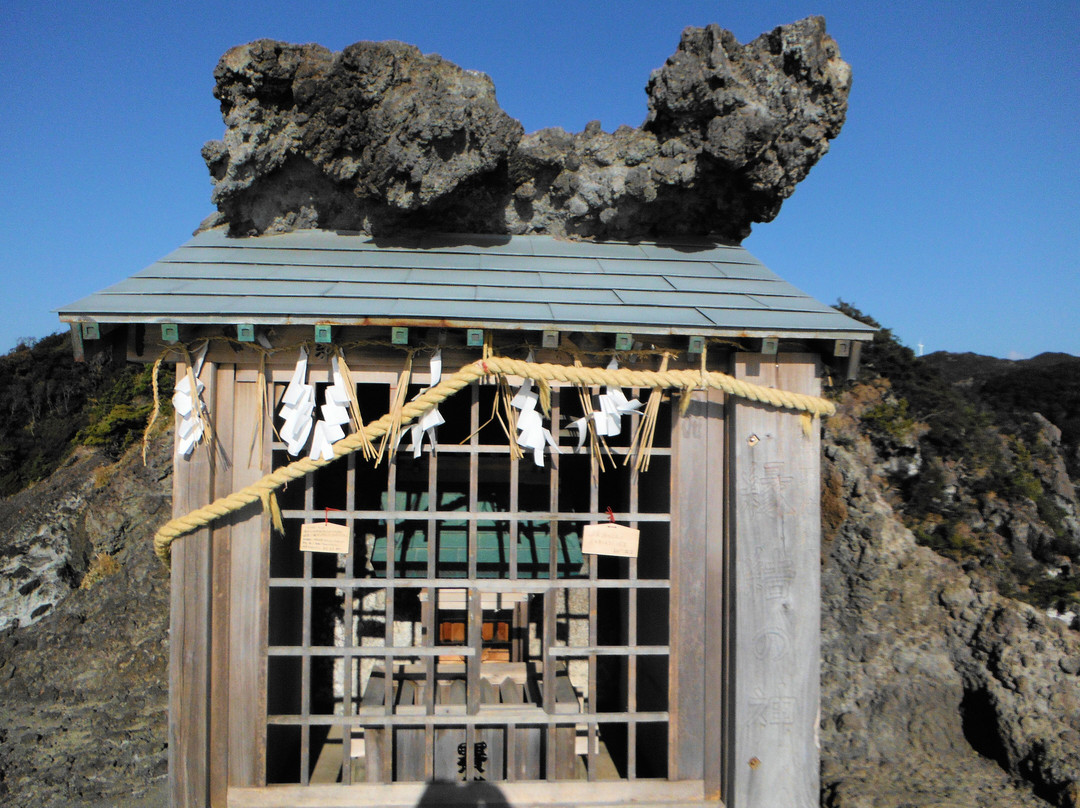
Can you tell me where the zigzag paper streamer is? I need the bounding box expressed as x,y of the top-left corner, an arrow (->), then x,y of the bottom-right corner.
173,344 -> 209,458
511,376 -> 560,467
279,346 -> 315,456
403,349 -> 445,458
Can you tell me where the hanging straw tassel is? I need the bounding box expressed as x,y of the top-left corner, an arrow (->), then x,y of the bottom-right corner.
571,355 -> 614,474
248,348 -> 273,466
375,351 -> 414,466
335,350 -> 376,461
495,375 -> 524,461
141,351 -> 167,464
626,353 -> 669,472
260,490 -> 284,534
800,412 -> 814,439
678,342 -> 711,415
678,385 -> 695,415
537,377 -> 552,419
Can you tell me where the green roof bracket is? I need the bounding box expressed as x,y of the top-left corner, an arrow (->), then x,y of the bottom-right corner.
466,328 -> 485,347
314,325 -> 333,344
161,324 -> 179,344
687,336 -> 705,355
761,337 -> 779,355
391,326 -> 409,345
81,322 -> 101,341
237,324 -> 255,342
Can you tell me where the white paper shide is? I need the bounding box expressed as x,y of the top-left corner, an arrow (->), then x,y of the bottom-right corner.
173,344 -> 209,458
511,372 -> 560,467
569,357 -> 642,450
278,346 -> 316,456
400,349 -> 445,458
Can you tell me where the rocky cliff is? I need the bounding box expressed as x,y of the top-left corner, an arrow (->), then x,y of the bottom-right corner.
0,438 -> 171,807
822,389 -> 1080,808
199,17 -> 850,241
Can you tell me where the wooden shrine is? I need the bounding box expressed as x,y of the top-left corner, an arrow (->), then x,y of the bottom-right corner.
60,230 -> 873,808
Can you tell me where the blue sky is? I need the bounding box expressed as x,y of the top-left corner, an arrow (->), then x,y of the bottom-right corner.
3,1 -> 1077,359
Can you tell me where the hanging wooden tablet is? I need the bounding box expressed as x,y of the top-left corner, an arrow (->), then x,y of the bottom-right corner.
582,522 -> 639,558
299,521 -> 351,554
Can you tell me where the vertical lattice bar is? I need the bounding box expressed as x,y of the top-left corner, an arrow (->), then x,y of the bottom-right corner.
382,384 -> 397,783
509,390 -> 520,584
424,397 -> 440,781
587,407 -> 601,781
300,474 -> 314,785
341,452 -> 357,784
466,587 -> 482,780
543,390 -> 560,778
626,401 -> 639,777
465,380 -> 482,779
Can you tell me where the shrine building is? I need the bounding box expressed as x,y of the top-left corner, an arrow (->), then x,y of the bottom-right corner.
59,229 -> 873,808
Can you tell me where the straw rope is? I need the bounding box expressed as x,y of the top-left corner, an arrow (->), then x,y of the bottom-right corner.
154,355 -> 834,564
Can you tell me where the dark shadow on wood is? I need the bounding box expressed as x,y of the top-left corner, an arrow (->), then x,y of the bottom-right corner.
415,779 -> 512,807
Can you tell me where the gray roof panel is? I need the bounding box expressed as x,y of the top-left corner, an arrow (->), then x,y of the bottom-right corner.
58,230 -> 874,339
548,302 -> 714,328
169,246 -> 482,270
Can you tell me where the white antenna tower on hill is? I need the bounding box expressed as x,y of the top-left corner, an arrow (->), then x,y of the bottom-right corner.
918,340 -> 925,357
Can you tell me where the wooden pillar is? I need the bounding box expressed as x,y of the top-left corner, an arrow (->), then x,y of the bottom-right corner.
669,388 -> 725,792
170,360 -> 216,808
171,363 -> 270,806
228,372 -> 271,788
209,366 -> 235,807
726,354 -> 822,808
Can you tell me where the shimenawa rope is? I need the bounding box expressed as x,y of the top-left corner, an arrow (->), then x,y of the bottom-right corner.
154,355 -> 834,564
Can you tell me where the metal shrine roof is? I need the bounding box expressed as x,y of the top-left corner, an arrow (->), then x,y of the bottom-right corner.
58,229 -> 874,340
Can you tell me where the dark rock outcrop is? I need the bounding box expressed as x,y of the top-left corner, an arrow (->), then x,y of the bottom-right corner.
200,17 -> 850,241
0,439 -> 171,808
822,389 -> 1080,808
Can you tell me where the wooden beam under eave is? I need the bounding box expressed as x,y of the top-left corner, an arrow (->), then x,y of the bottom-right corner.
69,322 -> 85,362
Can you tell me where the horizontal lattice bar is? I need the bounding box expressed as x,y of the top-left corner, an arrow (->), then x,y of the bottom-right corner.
267,712 -> 669,727
267,645 -> 473,657
267,577 -> 671,590
279,509 -> 671,522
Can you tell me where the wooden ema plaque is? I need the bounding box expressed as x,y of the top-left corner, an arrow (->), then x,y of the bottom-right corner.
299,521 -> 351,554
582,522 -> 639,558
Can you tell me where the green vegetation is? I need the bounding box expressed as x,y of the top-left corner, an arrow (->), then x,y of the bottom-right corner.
75,363 -> 158,454
981,361 -> 1080,477
0,333 -> 169,497
860,397 -> 917,445
834,302 -> 1080,611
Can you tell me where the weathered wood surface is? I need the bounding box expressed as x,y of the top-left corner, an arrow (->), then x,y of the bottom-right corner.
227,778 -> 705,808
210,365 -> 235,807
728,353 -> 821,808
669,389 -> 717,783
170,360 -> 216,808
703,387 -> 727,801
228,375 -> 271,788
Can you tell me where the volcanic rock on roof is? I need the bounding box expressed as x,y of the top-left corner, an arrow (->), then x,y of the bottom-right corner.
200,16 -> 850,242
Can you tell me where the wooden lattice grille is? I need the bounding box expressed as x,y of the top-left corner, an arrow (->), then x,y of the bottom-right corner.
264,377 -> 675,785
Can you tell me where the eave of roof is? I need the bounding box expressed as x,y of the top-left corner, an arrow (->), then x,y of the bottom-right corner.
58,230 -> 875,341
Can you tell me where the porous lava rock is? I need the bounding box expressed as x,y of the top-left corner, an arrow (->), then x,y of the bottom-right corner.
821,389 -> 1080,808
0,439 -> 171,808
200,16 -> 850,241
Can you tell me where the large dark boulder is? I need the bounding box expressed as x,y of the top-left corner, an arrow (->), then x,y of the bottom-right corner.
200,17 -> 851,241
